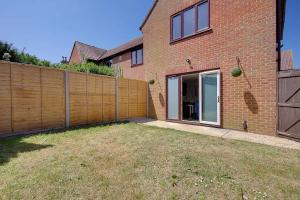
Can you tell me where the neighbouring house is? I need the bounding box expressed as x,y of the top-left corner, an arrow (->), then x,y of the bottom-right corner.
69,0 -> 286,136
69,41 -> 106,64
69,37 -> 145,80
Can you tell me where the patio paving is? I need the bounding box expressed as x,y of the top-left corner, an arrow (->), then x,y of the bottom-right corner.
130,118 -> 300,150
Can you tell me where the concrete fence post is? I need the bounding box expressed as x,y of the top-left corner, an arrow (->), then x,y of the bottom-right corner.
65,71 -> 70,128
115,77 -> 119,122
147,83 -> 149,119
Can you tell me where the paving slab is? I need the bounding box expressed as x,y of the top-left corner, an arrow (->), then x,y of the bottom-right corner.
130,118 -> 300,150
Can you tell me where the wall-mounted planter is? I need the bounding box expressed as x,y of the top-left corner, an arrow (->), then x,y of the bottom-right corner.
231,67 -> 242,77
148,79 -> 155,85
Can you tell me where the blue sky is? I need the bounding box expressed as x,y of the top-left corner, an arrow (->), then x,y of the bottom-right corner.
283,0 -> 300,68
0,0 -> 299,68
0,0 -> 153,63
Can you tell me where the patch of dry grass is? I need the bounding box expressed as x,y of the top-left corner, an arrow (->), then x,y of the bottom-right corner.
0,123 -> 299,200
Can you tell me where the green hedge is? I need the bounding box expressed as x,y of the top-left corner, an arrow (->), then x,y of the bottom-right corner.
53,63 -> 117,77
0,41 -> 51,67
1,41 -> 116,77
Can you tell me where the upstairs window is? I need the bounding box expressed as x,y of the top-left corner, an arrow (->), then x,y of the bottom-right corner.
183,8 -> 195,37
172,15 -> 181,40
171,0 -> 210,42
132,48 -> 143,66
198,1 -> 209,30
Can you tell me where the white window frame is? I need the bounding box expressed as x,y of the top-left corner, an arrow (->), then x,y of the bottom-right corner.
199,70 -> 221,126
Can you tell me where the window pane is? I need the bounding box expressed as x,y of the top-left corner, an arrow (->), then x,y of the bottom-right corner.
137,49 -> 143,64
172,15 -> 181,40
132,51 -> 136,65
183,8 -> 195,37
198,2 -> 209,31
168,77 -> 179,120
202,73 -> 217,122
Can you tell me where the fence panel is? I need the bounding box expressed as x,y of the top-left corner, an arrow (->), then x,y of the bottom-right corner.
87,75 -> 103,124
69,72 -> 88,126
0,62 -> 12,134
278,70 -> 300,139
118,78 -> 129,120
11,65 -> 42,132
102,77 -> 116,122
0,61 -> 148,136
41,68 -> 66,129
137,81 -> 147,117
117,79 -> 147,119
128,80 -> 139,118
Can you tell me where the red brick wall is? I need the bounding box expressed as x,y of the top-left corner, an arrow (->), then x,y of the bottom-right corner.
69,47 -> 81,64
111,52 -> 145,81
142,0 -> 278,135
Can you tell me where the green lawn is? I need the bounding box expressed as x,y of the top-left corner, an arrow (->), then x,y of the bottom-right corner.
0,123 -> 299,200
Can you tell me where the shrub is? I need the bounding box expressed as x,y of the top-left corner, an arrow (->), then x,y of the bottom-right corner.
0,41 -> 20,62
53,62 -> 117,77
0,40 -> 116,77
0,41 -> 51,67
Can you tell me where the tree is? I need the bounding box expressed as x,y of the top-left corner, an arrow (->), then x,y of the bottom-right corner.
0,41 -> 51,66
0,41 -> 21,62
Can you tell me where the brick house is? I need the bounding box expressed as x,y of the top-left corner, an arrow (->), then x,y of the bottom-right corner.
69,0 -> 286,136
69,37 -> 145,81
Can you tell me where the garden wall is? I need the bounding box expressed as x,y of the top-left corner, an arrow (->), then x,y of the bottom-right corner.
0,61 -> 148,136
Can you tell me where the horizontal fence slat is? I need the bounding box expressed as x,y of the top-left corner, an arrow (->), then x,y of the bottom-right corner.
278,70 -> 300,78
278,103 -> 300,108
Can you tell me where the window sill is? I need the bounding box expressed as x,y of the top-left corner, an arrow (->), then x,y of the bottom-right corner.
170,28 -> 212,45
131,63 -> 143,68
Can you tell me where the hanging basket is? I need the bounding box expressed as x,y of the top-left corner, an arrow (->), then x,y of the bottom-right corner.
231,67 -> 242,77
148,79 -> 155,85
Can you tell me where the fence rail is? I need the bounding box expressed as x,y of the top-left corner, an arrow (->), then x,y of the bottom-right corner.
0,61 -> 148,136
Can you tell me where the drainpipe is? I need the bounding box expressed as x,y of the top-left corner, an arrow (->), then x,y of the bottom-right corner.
276,0 -> 285,135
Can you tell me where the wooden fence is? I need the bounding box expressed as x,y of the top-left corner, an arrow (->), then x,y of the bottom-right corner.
278,70 -> 300,140
0,61 -> 148,136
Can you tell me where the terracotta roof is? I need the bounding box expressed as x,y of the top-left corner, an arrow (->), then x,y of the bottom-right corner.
281,50 -> 294,70
140,0 -> 159,30
73,41 -> 107,62
98,36 -> 143,60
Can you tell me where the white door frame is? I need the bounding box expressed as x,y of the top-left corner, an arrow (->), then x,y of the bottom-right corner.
199,70 -> 221,126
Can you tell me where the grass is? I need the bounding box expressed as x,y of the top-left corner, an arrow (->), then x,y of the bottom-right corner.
0,123 -> 299,200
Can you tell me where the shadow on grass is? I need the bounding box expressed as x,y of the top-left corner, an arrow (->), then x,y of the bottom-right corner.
44,121 -> 131,135
0,121 -> 131,165
0,138 -> 53,165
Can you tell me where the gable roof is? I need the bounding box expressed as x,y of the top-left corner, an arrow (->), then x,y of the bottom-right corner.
98,36 -> 143,60
71,41 -> 107,62
70,37 -> 143,63
140,0 -> 159,30
139,0 -> 287,38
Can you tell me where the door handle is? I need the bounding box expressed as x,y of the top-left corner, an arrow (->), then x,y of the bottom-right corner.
217,96 -> 220,103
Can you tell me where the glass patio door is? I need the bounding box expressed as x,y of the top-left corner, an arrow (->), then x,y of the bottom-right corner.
167,76 -> 180,120
199,71 -> 220,125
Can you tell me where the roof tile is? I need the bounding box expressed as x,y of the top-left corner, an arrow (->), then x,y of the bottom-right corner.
74,41 -> 107,62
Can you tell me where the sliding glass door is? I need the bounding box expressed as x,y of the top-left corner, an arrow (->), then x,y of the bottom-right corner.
199,71 -> 220,125
167,76 -> 180,120
167,71 -> 220,126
